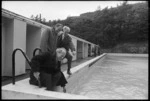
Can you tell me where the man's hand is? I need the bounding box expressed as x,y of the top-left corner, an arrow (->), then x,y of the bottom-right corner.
72,51 -> 76,56
58,31 -> 64,36
33,72 -> 40,80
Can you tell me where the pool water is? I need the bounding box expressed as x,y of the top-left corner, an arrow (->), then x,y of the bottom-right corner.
68,55 -> 148,99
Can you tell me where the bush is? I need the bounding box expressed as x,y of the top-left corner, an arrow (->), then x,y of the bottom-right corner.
102,42 -> 148,54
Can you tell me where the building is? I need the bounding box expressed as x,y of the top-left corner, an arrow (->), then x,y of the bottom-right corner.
2,8 -> 99,77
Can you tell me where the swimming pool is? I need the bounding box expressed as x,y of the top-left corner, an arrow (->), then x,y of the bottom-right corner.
66,53 -> 148,99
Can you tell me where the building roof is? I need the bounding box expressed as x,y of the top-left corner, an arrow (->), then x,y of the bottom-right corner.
2,8 -> 97,46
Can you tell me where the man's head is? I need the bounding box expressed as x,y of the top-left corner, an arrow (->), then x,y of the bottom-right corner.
63,26 -> 70,33
56,48 -> 66,61
54,23 -> 63,33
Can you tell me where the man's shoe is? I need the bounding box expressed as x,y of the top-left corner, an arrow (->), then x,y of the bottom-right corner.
63,87 -> 66,93
67,71 -> 72,75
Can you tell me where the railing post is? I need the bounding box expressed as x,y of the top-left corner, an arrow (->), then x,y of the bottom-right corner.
12,49 -> 16,85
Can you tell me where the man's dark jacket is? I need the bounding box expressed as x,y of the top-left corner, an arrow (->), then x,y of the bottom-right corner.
30,52 -> 58,74
29,52 -> 67,89
40,28 -> 58,55
57,33 -> 75,52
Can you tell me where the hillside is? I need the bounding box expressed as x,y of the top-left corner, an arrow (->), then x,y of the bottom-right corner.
32,1 -> 148,53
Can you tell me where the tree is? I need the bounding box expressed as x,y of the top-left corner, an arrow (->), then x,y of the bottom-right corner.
30,15 -> 34,20
38,2 -> 148,48
96,5 -> 101,11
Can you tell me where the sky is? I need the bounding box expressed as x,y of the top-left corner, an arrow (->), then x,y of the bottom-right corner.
2,1 -> 145,21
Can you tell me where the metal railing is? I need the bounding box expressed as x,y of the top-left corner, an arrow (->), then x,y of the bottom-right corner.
12,48 -> 42,85
33,48 -> 42,56
12,48 -> 31,85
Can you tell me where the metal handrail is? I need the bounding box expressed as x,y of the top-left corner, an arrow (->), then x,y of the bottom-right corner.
12,48 -> 31,85
33,48 -> 42,56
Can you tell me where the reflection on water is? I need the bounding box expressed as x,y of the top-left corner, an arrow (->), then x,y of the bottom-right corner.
72,56 -> 148,99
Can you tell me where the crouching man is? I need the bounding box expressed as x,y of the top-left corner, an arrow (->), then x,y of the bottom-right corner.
29,48 -> 67,92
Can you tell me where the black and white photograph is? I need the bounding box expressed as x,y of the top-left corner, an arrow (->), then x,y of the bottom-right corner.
1,0 -> 148,100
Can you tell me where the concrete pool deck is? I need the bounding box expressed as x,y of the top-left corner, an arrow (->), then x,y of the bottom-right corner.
2,53 -> 148,99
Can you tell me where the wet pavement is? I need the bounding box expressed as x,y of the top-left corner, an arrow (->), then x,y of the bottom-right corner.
2,57 -> 94,86
72,55 -> 148,99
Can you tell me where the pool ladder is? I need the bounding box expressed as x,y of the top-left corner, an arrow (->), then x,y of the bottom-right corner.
12,48 -> 41,85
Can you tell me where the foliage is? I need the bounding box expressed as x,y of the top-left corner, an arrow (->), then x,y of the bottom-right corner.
109,42 -> 148,53
30,2 -> 148,52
